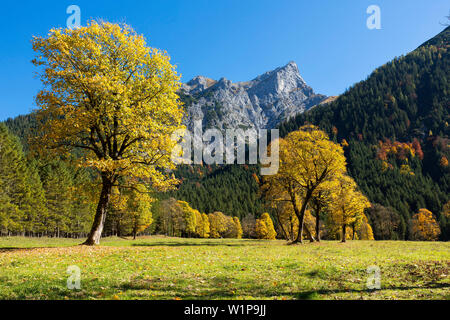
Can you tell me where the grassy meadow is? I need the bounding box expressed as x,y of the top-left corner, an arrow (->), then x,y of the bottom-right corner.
0,236 -> 448,300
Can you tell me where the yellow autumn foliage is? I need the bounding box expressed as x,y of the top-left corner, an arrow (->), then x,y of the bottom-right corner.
328,175 -> 371,242
255,213 -> 277,240
410,209 -> 441,241
31,21 -> 185,244
262,125 -> 347,243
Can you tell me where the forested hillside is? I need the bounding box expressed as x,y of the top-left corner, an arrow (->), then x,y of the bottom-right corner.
167,164 -> 264,219
278,26 -> 450,240
3,114 -> 38,150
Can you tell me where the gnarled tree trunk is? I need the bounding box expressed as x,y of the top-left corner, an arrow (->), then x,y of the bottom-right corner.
292,190 -> 316,244
82,174 -> 113,245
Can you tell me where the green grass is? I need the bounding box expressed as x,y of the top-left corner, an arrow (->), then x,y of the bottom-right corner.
0,236 -> 448,300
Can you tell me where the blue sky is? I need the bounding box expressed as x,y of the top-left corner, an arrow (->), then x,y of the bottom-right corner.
0,0 -> 448,120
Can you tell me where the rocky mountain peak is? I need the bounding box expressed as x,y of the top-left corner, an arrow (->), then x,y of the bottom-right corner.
248,61 -> 310,98
182,76 -> 216,94
180,61 -> 327,131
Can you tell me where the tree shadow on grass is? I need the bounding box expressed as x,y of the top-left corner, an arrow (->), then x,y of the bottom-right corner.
0,245 -> 79,253
293,282 -> 450,299
114,272 -> 450,300
130,240 -> 264,248
299,266 -> 450,299
116,275 -> 243,299
0,247 -> 49,253
116,274 -> 319,300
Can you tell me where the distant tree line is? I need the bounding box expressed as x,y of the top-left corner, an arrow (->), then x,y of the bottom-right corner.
1,121 -> 446,241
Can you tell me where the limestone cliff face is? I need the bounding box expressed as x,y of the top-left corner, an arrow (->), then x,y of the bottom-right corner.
180,61 -> 327,131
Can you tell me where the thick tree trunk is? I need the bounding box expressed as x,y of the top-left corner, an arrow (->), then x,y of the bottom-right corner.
292,196 -> 306,244
292,190 -> 316,244
341,224 -> 347,243
133,222 -> 138,240
82,174 -> 113,246
315,211 -> 321,242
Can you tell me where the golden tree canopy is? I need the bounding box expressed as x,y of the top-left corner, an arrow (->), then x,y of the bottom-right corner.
208,212 -> 229,239
255,213 -> 277,240
330,175 -> 371,227
264,125 -> 347,202
262,125 -> 347,243
32,21 -> 184,190
410,208 -> 441,241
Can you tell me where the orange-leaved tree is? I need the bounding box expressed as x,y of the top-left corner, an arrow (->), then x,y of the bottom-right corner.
31,21 -> 184,245
410,208 -> 441,241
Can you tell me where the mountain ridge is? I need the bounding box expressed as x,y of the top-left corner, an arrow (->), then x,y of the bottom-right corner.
180,61 -> 327,131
